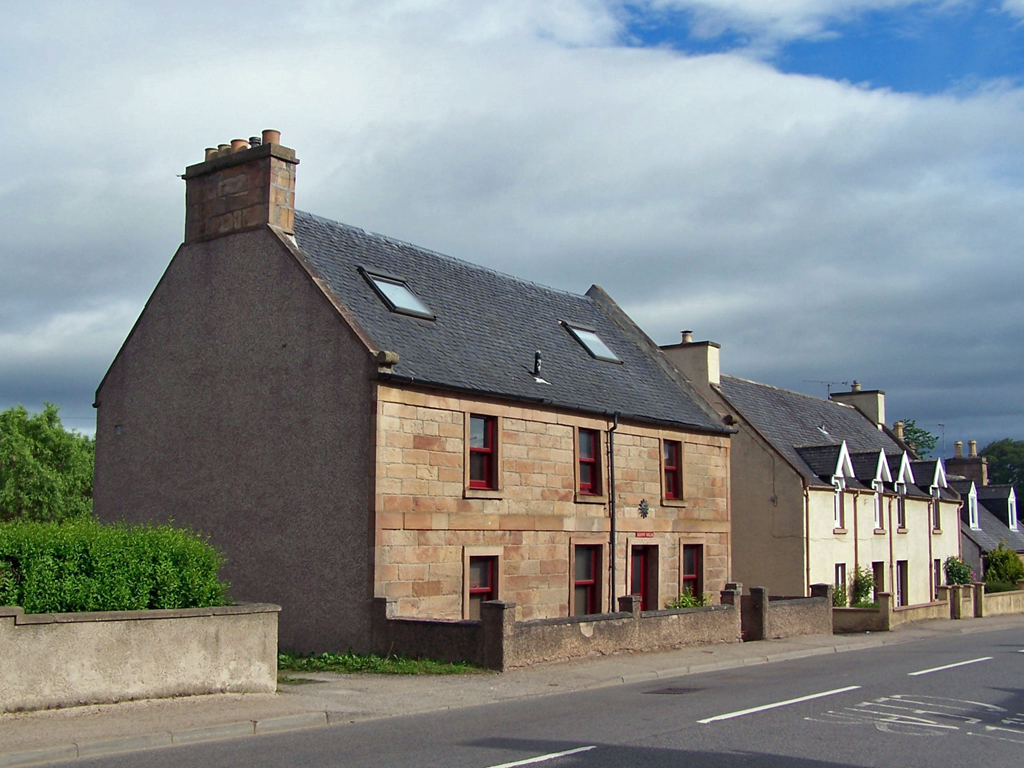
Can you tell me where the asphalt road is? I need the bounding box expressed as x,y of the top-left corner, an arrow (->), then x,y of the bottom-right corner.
56,627 -> 1024,768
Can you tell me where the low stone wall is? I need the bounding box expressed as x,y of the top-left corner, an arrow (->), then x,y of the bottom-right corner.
371,595 -> 741,671
0,603 -> 280,713
891,599 -> 949,627
833,606 -> 889,633
977,583 -> 1024,617
735,585 -> 833,641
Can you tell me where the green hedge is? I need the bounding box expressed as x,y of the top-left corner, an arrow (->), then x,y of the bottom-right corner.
0,519 -> 228,613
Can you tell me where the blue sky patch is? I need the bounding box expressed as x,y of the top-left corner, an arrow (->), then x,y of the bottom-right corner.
622,2 -> 1024,94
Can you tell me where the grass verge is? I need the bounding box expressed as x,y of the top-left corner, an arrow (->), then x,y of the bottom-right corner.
278,651 -> 482,675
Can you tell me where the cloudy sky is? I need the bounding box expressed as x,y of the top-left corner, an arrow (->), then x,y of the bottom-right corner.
2,0 -> 1023,453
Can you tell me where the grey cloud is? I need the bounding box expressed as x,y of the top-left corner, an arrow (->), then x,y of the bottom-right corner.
1,1 -> 1022,449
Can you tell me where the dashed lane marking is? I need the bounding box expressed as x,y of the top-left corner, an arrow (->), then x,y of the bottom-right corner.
484,745 -> 596,768
697,686 -> 862,724
908,657 -> 992,676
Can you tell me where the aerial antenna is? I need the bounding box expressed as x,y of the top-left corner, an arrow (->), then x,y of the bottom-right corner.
803,379 -> 849,396
937,423 -> 946,459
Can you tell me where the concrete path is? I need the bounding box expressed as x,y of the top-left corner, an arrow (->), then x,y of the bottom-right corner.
2,614 -> 1022,767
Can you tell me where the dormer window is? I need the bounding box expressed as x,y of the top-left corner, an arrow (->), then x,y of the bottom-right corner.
361,268 -> 434,319
564,323 -> 621,363
969,491 -> 980,530
895,481 -> 907,529
872,480 -> 884,529
1010,491 -> 1018,531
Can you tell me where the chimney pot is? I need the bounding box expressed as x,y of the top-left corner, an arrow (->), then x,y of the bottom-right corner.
230,138 -> 250,153
969,440 -> 978,458
204,147 -> 218,162
217,143 -> 231,157
249,135 -> 262,147
261,129 -> 281,146
851,380 -> 861,392
681,330 -> 693,344
954,440 -> 963,458
893,421 -> 904,440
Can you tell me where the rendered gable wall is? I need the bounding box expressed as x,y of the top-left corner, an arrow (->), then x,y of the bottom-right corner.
94,227 -> 377,653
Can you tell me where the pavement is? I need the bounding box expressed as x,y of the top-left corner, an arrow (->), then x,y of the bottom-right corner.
2,614 -> 1023,767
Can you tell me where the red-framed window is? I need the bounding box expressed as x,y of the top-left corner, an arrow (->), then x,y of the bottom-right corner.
578,428 -> 601,495
573,545 -> 600,616
468,556 -> 496,620
469,415 -> 496,489
631,545 -> 656,611
663,440 -> 682,500
681,544 -> 702,598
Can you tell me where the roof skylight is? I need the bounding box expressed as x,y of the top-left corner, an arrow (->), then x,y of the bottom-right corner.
565,324 -> 620,363
361,269 -> 434,319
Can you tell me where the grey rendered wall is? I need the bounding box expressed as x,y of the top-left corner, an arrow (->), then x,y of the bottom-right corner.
94,227 -> 376,653
728,425 -> 807,596
0,604 -> 278,712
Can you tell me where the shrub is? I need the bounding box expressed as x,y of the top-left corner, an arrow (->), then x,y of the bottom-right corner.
832,582 -> 848,607
984,581 -> 1019,594
984,542 -> 1024,586
850,566 -> 874,607
0,518 -> 228,613
667,589 -> 711,608
943,556 -> 973,586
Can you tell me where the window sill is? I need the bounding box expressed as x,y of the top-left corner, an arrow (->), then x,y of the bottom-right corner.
873,528 -> 886,535
932,528 -> 942,534
833,528 -> 848,535
464,488 -> 503,500
574,493 -> 608,505
897,527 -> 908,534
660,498 -> 688,508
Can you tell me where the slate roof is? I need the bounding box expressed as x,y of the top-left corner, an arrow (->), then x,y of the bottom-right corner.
795,445 -> 844,480
291,212 -> 725,432
718,375 -> 902,485
951,480 -> 1024,553
850,450 -> 887,484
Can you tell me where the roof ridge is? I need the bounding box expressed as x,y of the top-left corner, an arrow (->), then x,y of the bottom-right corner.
295,210 -> 591,303
720,374 -> 857,409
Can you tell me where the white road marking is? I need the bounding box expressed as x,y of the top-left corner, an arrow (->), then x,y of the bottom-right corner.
908,657 -> 992,676
697,686 -> 861,724
484,746 -> 596,768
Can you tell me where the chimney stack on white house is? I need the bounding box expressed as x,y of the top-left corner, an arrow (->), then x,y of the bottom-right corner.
830,382 -> 885,429
183,129 -> 298,244
659,330 -> 720,391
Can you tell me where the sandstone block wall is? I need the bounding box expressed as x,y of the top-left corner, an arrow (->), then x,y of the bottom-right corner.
373,385 -> 730,621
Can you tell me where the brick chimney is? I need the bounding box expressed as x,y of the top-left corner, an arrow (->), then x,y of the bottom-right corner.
947,438 -> 988,486
660,330 -> 720,393
830,380 -> 885,429
183,129 -> 298,244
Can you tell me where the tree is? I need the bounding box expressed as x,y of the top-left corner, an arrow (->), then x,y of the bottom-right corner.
899,419 -> 937,458
981,439 -> 1024,493
0,404 -> 94,522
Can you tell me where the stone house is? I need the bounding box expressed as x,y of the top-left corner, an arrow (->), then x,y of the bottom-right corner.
948,440 -> 1024,577
93,133 -> 733,653
660,334 -> 960,606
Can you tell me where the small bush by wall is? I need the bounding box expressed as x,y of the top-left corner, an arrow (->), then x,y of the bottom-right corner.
0,519 -> 228,612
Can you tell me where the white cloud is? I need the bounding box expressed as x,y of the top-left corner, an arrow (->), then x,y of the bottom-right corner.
1,1 -> 1024,445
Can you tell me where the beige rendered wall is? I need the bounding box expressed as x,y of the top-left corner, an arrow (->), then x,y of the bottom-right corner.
373,385 -> 730,619
727,426 -> 806,596
0,604 -> 278,713
94,227 -> 376,653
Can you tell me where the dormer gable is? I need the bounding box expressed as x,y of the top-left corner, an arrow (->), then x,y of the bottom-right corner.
886,452 -> 915,491
796,441 -> 855,488
850,448 -> 892,490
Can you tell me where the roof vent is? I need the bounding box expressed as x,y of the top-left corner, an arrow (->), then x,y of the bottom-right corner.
534,351 -> 542,376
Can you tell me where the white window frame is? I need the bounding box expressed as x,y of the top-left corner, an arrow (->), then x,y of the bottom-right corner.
1009,490 -> 1018,531
872,480 -> 884,529
968,488 -> 980,530
832,477 -> 846,529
